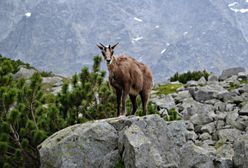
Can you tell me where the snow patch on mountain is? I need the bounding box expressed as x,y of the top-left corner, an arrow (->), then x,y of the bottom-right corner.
25,12 -> 32,18
161,49 -> 167,54
133,17 -> 143,22
131,36 -> 143,43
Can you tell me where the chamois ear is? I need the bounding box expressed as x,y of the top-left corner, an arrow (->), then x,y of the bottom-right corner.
97,44 -> 104,50
111,42 -> 119,50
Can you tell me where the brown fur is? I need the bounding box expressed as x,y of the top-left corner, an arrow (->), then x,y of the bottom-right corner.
97,43 -> 153,116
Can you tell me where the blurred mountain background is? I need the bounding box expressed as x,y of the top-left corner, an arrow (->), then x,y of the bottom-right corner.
0,0 -> 248,82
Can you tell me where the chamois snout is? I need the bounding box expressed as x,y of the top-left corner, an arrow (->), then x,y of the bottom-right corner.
106,59 -> 111,64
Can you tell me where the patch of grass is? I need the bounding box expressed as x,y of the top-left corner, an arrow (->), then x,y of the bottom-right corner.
214,138 -> 227,150
228,82 -> 240,91
240,79 -> 248,85
155,83 -> 183,95
164,108 -> 181,121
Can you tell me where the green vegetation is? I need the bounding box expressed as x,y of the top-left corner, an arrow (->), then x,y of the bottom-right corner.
0,55 -> 34,73
240,79 -> 248,85
228,82 -> 240,91
0,54 -> 157,167
215,138 -> 227,150
170,70 -> 210,84
228,79 -> 248,91
154,83 -> 183,95
40,71 -> 54,77
114,159 -> 125,168
164,108 -> 181,121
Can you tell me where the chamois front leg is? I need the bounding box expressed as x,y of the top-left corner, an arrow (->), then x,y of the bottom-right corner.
116,88 -> 122,117
121,84 -> 130,116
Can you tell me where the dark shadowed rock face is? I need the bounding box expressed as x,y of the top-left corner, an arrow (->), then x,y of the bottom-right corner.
1,0 -> 248,82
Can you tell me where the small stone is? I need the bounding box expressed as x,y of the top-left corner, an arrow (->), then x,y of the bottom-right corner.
199,132 -> 211,140
208,74 -> 218,82
201,122 -> 215,134
186,131 -> 198,141
239,102 -> 248,115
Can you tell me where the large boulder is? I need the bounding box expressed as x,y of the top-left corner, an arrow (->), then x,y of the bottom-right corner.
219,67 -> 246,81
39,115 -> 197,168
39,122 -> 119,168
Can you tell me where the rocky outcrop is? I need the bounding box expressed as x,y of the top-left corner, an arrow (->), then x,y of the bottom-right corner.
42,76 -> 63,95
39,68 -> 248,168
219,67 -> 246,81
13,67 -> 37,79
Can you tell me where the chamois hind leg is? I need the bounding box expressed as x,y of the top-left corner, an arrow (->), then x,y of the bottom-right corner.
116,89 -> 122,117
129,94 -> 137,115
140,91 -> 149,115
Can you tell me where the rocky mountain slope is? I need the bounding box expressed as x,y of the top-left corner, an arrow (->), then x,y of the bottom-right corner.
0,0 -> 248,82
39,67 -> 248,168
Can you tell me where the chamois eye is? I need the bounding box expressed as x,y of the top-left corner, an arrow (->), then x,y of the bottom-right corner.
111,51 -> 114,55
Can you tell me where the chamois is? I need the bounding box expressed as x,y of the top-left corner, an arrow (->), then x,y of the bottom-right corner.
97,43 -> 153,116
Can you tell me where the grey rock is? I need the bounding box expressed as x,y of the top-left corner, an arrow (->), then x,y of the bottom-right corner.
219,67 -> 246,81
42,76 -> 63,87
201,122 -> 216,134
199,132 -> 212,141
224,75 -> 239,84
225,104 -> 236,112
226,111 -> 246,131
237,72 -> 248,81
186,80 -> 198,87
13,67 -> 37,80
214,101 -> 226,112
217,128 -> 242,142
174,90 -> 192,103
118,115 -> 186,168
184,121 -> 194,131
215,143 -> 234,168
233,135 -> 248,168
179,142 -> 214,168
237,84 -> 248,94
151,94 -> 176,110
208,74 -> 218,82
186,131 -> 198,141
190,83 -> 228,102
213,157 -> 233,168
198,76 -> 207,85
190,110 -> 216,126
39,122 -> 119,168
51,86 -> 62,95
216,143 -> 234,160
239,102 -> 248,115
216,120 -> 225,130
217,92 -> 238,102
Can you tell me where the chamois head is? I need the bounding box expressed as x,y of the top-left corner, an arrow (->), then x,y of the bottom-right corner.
97,43 -> 119,64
